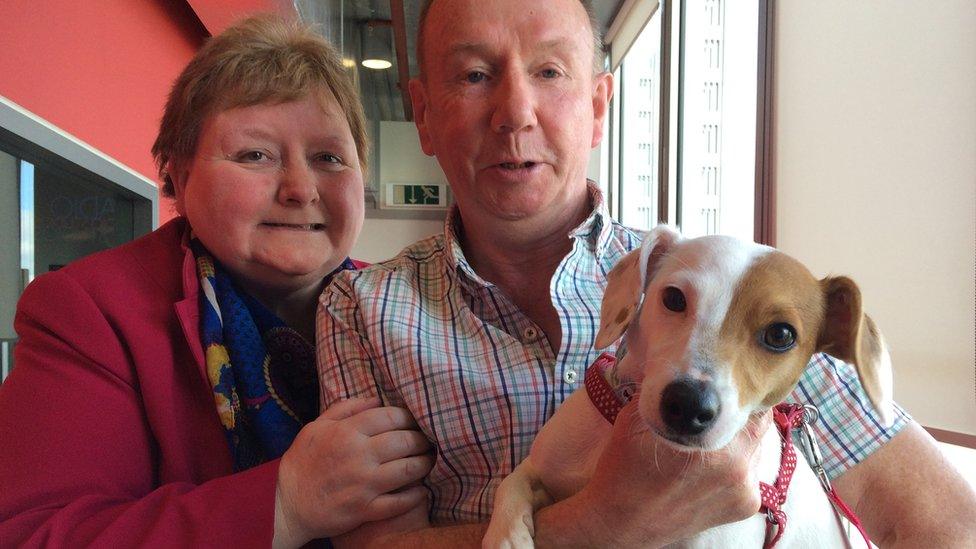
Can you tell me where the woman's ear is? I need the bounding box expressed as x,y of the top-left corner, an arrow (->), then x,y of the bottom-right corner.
167,161 -> 189,216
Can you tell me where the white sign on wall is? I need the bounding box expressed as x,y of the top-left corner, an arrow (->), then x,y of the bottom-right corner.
381,182 -> 450,210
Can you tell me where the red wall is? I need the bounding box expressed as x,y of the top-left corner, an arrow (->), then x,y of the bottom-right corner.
0,0 -> 292,226
187,0 -> 294,36
0,0 -> 207,223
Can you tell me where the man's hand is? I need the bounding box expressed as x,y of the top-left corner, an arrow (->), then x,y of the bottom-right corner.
535,399 -> 770,547
273,397 -> 434,548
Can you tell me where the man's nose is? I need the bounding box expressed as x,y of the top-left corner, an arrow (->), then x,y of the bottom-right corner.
490,72 -> 538,134
277,159 -> 319,206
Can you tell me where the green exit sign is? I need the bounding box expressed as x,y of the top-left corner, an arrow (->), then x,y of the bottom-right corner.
383,183 -> 448,209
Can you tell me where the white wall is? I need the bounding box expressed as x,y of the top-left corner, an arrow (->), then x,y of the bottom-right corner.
354,217 -> 442,262
354,120 -> 605,264
775,1 -> 975,434
352,121 -> 443,262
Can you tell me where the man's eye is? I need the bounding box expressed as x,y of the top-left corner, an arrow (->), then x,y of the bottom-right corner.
317,153 -> 342,164
465,71 -> 487,84
539,68 -> 560,79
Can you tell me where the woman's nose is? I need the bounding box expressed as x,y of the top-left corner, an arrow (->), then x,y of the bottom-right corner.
490,72 -> 538,134
277,161 -> 319,206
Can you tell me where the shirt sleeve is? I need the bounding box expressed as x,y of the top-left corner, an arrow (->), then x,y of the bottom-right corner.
317,272 -> 401,411
787,353 -> 912,479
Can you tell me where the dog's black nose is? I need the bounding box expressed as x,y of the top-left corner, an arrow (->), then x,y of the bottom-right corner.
660,379 -> 721,436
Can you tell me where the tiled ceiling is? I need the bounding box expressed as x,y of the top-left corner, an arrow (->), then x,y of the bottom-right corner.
296,0 -> 626,123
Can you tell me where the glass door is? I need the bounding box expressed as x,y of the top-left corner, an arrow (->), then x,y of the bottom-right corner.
0,136 -> 152,382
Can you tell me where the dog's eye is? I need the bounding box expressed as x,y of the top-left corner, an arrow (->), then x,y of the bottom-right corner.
662,286 -> 686,312
761,323 -> 797,352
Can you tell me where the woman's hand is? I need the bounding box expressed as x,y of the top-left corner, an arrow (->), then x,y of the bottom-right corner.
273,397 -> 433,548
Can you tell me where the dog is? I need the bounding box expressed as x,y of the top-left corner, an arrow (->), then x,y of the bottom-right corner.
483,225 -> 894,548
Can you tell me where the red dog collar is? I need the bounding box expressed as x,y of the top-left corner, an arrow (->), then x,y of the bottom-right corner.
584,353 -> 630,423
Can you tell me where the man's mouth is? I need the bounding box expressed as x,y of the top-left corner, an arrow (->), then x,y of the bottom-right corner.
261,222 -> 325,231
498,161 -> 537,170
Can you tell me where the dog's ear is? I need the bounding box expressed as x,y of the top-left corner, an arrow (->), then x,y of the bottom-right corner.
596,225 -> 681,349
817,276 -> 895,426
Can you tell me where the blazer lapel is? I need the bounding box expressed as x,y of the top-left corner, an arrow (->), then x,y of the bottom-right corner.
174,229 -> 208,390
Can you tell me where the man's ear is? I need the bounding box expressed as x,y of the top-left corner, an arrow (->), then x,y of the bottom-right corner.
595,224 -> 680,349
408,78 -> 435,156
591,71 -> 614,149
167,161 -> 189,217
817,276 -> 895,426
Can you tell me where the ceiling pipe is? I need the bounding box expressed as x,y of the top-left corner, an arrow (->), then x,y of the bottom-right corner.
389,0 -> 414,121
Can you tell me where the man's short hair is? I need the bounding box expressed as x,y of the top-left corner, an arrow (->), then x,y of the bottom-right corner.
415,0 -> 605,79
152,14 -> 368,196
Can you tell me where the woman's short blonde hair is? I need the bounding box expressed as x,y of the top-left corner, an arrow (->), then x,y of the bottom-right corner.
151,14 -> 367,196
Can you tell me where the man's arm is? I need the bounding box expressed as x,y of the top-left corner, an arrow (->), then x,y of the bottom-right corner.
317,277 -> 435,547
832,422 -> 976,547
335,401 -> 767,548
336,521 -> 486,548
793,353 -> 976,546
317,276 -> 387,407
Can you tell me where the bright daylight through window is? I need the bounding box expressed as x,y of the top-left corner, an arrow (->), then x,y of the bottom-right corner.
613,0 -> 760,241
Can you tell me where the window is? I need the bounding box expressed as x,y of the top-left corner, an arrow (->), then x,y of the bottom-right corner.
608,0 -> 770,242
0,97 -> 156,382
616,12 -> 664,231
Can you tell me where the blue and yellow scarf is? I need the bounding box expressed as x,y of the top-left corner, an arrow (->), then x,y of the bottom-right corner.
192,240 -> 357,471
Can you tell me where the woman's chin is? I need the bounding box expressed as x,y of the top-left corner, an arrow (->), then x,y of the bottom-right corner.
233,256 -> 344,294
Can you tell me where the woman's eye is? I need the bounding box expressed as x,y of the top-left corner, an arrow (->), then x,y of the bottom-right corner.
465,71 -> 487,84
761,323 -> 797,352
238,150 -> 269,162
317,153 -> 342,164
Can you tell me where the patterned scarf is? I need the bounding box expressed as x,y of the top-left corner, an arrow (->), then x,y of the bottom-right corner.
192,239 -> 358,471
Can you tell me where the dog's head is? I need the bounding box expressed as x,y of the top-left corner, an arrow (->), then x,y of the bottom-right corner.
597,225 -> 894,451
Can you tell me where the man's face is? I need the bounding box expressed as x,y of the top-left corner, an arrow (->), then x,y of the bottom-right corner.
410,0 -> 612,227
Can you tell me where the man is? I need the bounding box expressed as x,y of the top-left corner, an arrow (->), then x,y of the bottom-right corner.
316,0 -> 976,546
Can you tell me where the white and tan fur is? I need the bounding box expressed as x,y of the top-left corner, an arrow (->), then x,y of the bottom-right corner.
484,225 -> 894,548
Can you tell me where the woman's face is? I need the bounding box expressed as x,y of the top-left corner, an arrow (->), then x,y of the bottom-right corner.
171,92 -> 364,296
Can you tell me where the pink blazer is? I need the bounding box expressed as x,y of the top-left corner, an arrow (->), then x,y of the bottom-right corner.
0,218 -> 279,547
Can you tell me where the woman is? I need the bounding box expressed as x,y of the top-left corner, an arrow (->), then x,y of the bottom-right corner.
0,15 -> 431,547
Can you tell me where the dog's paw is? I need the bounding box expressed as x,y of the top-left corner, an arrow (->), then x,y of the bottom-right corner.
482,514 -> 535,549
482,530 -> 534,549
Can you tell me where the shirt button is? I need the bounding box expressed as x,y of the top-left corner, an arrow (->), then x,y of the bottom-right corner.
564,370 -> 579,384
523,327 -> 538,341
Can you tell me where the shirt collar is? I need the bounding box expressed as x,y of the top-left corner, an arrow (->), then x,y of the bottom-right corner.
444,205 -> 490,288
572,180 -> 615,259
443,180 -> 614,287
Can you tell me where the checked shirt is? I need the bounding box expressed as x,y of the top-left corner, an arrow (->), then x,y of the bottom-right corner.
316,185 -> 910,524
